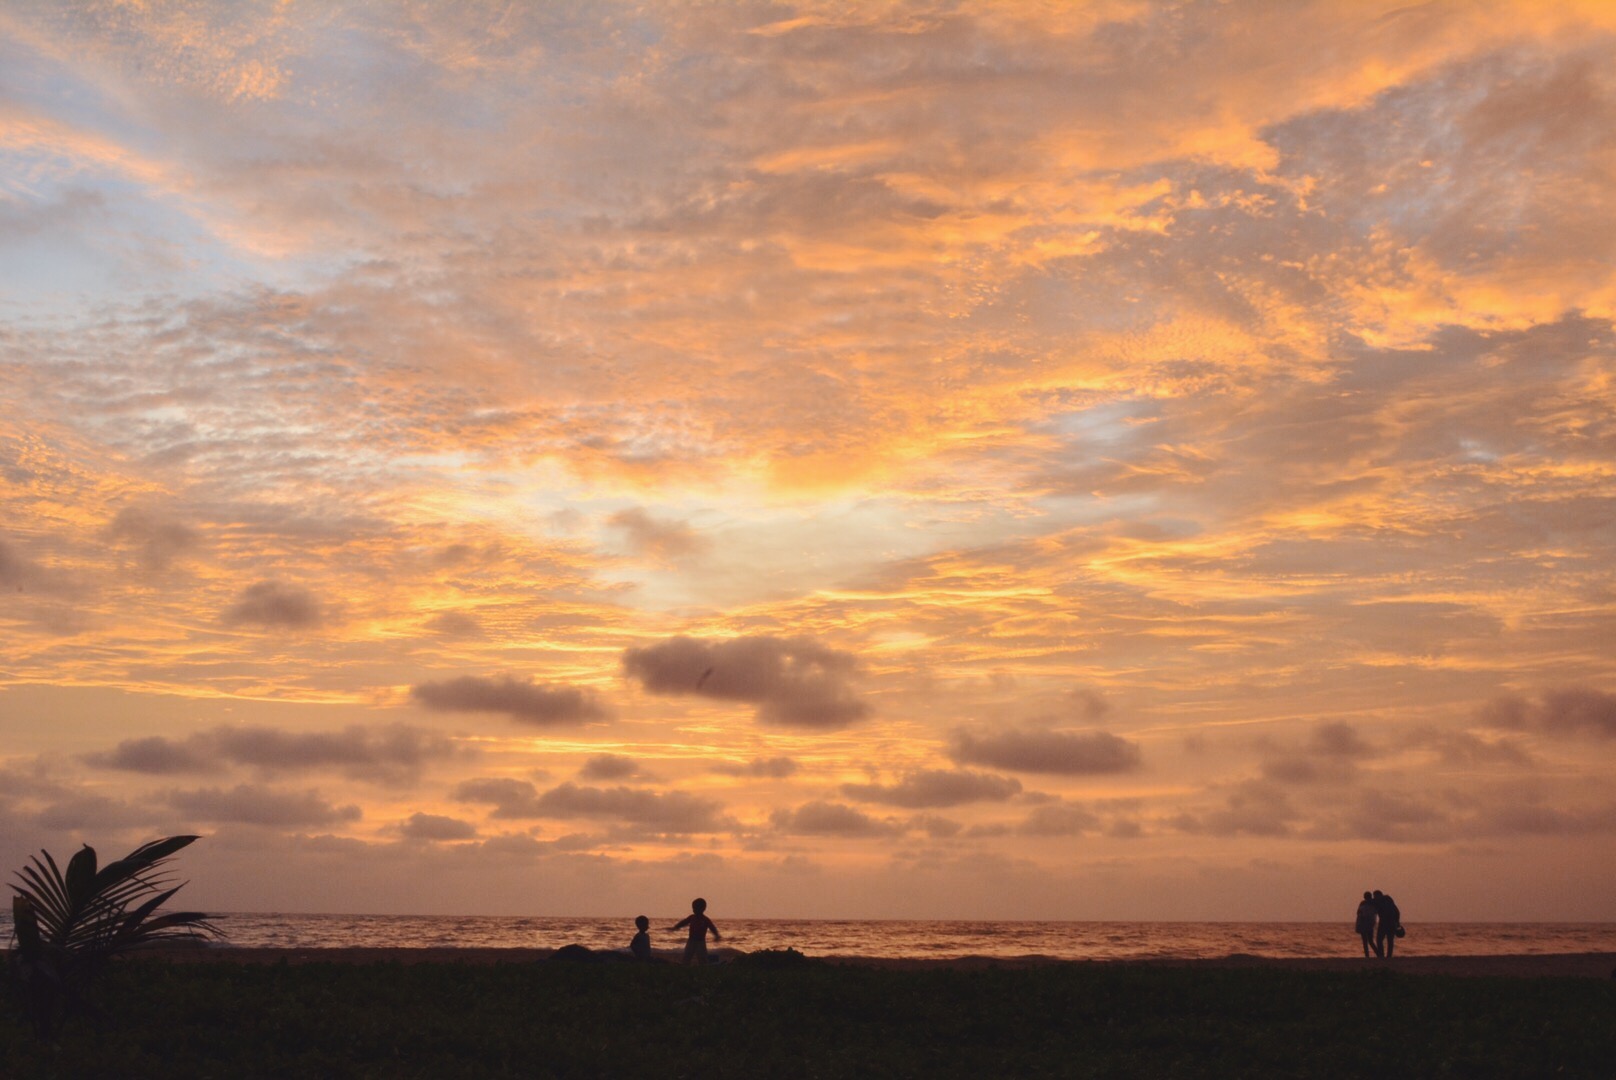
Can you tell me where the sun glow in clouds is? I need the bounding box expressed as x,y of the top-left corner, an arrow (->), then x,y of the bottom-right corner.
1,1 -> 1615,921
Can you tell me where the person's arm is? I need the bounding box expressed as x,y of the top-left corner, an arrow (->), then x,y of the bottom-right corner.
708,919 -> 720,942
672,915 -> 691,930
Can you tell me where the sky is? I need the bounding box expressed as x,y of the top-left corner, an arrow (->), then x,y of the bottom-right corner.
2,0 -> 1614,923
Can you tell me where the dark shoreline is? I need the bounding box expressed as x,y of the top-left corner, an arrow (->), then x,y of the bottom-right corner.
13,948 -> 1615,1077
132,944 -> 1616,978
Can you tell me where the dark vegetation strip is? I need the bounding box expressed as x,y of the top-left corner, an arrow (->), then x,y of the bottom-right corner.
4,956 -> 1613,1078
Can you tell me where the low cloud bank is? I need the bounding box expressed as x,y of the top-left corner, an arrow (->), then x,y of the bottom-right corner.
842,768 -> 1021,808
84,723 -> 464,784
951,729 -> 1142,775
412,675 -> 610,725
623,635 -> 868,729
1481,688 -> 1616,739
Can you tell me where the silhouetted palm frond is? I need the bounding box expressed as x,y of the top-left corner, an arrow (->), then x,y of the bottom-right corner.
8,835 -> 220,1035
13,836 -> 217,958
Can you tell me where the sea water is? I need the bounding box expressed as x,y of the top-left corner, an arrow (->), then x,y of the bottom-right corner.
207,914 -> 1616,960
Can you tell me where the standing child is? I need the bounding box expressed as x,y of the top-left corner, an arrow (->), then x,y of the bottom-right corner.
671,897 -> 720,964
630,915 -> 652,961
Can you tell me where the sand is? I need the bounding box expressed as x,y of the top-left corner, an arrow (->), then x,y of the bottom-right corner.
132,945 -> 1616,979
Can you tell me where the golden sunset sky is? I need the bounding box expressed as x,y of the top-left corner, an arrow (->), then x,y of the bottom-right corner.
2,0 -> 1614,921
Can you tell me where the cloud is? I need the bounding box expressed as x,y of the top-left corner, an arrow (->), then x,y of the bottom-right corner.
1260,722 -> 1377,786
1408,729 -> 1532,767
1468,800 -> 1616,838
83,724 -> 463,784
411,675 -> 610,726
421,612 -> 485,639
33,793 -> 150,830
1066,688 -> 1111,721
771,800 -> 899,838
1306,786 -> 1616,843
0,535 -> 63,594
531,782 -> 733,834
578,754 -> 643,781
399,812 -> 478,841
222,580 -> 324,628
1172,781 -> 1298,838
1323,788 -> 1449,842
452,776 -> 731,832
205,724 -> 463,783
0,538 -> 29,587
606,507 -> 709,561
1260,756 -> 1342,785
1480,688 -> 1616,739
1017,803 -> 1101,837
2,1 -> 1615,919
841,768 -> 1021,808
622,635 -> 869,729
0,765 -> 72,801
167,784 -> 362,827
1270,45 -> 1616,338
101,506 -> 198,569
451,777 -> 544,818
0,187 -> 108,244
908,813 -> 963,839
83,735 -> 214,774
712,756 -> 799,779
950,730 -> 1143,775
1307,722 -> 1375,759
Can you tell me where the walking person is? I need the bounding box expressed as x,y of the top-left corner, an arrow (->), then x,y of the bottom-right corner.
1355,890 -> 1380,957
1372,890 -> 1402,958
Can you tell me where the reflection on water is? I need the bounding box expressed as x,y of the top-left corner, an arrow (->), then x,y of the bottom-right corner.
209,914 -> 1616,960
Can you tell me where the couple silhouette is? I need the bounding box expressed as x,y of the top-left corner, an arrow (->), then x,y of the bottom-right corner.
1354,890 -> 1403,957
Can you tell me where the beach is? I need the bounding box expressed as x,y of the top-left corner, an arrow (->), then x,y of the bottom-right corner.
9,946 -> 1615,1078
140,944 -> 1616,979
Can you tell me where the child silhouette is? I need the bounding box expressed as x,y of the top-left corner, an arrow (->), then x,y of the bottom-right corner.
671,897 -> 720,964
630,914 -> 652,961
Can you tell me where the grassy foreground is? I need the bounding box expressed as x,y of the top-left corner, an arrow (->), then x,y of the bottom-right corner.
4,955 -> 1613,1079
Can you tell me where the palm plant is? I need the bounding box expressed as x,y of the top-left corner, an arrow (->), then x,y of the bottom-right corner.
9,835 -> 220,1035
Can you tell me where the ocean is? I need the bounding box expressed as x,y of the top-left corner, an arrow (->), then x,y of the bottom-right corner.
208,914 -> 1616,961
